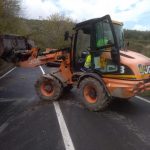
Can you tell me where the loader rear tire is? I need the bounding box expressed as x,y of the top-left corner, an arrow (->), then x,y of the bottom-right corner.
79,77 -> 110,111
35,76 -> 63,101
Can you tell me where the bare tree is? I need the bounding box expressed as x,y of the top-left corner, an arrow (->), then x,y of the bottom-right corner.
0,0 -> 20,34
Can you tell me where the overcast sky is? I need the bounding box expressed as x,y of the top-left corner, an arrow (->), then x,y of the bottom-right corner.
21,0 -> 150,31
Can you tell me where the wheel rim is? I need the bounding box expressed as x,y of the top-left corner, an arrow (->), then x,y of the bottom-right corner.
41,82 -> 54,96
83,85 -> 97,103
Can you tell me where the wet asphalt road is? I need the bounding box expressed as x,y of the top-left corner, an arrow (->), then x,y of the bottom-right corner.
0,66 -> 150,150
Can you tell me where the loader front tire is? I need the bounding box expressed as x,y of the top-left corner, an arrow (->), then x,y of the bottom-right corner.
35,76 -> 63,101
79,77 -> 110,111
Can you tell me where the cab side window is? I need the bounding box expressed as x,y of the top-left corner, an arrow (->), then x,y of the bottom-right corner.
76,30 -> 90,58
75,30 -> 91,69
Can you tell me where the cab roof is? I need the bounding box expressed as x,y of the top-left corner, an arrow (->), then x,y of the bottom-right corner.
74,15 -> 123,30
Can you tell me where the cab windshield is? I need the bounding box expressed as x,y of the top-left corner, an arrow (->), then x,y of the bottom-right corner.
113,24 -> 124,49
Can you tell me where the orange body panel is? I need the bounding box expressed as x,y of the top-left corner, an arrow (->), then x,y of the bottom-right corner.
101,50 -> 150,98
103,78 -> 135,98
120,50 -> 150,80
103,78 -> 150,98
59,61 -> 73,84
56,52 -> 73,84
101,49 -> 150,80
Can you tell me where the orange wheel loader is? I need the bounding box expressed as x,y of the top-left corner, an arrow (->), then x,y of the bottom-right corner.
1,15 -> 150,111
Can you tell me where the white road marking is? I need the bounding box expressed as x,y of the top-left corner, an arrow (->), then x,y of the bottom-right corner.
54,102 -> 75,150
0,98 -> 16,102
0,67 -> 16,79
0,122 -> 9,134
39,66 -> 45,74
135,96 -> 150,104
39,66 -> 75,150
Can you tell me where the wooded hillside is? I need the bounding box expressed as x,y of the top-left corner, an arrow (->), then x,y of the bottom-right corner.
125,29 -> 150,56
0,0 -> 149,56
1,18 -> 150,57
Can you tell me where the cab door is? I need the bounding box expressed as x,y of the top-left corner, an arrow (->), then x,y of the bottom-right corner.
91,15 -> 120,73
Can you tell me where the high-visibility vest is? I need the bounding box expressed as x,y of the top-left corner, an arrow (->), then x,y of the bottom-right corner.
84,54 -> 91,68
97,38 -> 108,47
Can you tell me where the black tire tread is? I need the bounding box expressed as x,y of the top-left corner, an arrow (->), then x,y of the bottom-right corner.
35,76 -> 63,101
79,77 -> 110,111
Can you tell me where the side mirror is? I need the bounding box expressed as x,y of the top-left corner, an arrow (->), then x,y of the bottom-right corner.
64,31 -> 70,41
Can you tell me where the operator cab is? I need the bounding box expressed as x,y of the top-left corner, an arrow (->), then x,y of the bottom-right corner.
73,15 -> 123,74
